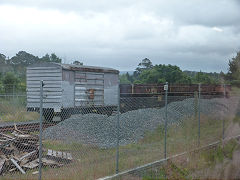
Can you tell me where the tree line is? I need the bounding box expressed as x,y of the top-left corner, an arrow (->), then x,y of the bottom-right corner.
120,52 -> 240,85
0,50 -> 240,93
0,51 -> 82,93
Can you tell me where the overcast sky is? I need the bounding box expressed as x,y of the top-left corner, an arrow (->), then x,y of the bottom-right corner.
0,0 -> 240,72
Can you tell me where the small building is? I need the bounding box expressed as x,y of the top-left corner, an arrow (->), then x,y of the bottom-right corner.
26,63 -> 119,121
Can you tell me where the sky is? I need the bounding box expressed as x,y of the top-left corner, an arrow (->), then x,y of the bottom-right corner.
0,0 -> 240,72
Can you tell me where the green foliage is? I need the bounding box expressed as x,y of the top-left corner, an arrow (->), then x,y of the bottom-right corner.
119,74 -> 131,84
2,72 -> 20,93
0,53 -> 6,64
192,71 -> 216,84
138,64 -> 192,84
226,51 -> 240,84
73,61 -> 83,65
202,139 -> 238,166
10,51 -> 39,66
121,58 -> 221,84
135,58 -> 153,77
40,53 -> 62,63
0,51 -> 63,92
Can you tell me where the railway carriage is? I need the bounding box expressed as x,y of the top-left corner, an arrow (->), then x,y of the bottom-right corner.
27,63 -> 119,121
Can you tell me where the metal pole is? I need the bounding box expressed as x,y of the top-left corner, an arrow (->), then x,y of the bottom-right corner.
116,80 -> 120,174
13,85 -> 14,100
222,84 -> 226,140
198,83 -> 201,146
164,82 -> 168,159
38,80 -> 44,180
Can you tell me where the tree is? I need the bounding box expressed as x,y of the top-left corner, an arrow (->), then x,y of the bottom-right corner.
0,53 -> 6,64
40,53 -> 62,63
226,51 -> 240,84
2,72 -> 20,93
120,74 -> 131,84
10,51 -> 39,66
193,71 -> 215,84
134,58 -> 153,78
73,61 -> 83,65
50,53 -> 62,63
138,64 -> 192,84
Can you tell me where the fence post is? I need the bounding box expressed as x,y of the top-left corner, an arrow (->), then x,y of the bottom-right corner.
222,84 -> 226,140
116,81 -> 120,174
38,80 -> 44,180
198,83 -> 201,146
164,82 -> 168,159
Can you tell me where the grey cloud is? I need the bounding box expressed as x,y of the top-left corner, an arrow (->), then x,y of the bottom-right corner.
0,0 -> 239,73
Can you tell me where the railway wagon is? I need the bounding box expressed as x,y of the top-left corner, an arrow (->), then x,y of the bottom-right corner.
120,84 -> 231,97
119,83 -> 231,112
27,63 -> 119,121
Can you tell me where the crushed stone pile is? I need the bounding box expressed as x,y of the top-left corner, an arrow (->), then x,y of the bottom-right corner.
43,97 -> 238,148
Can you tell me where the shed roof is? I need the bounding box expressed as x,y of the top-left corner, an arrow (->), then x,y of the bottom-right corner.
28,63 -> 119,74
61,64 -> 119,74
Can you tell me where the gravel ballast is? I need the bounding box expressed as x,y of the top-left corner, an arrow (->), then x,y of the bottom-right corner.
43,97 -> 239,148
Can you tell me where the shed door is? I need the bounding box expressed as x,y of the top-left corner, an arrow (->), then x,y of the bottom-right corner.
75,72 -> 104,106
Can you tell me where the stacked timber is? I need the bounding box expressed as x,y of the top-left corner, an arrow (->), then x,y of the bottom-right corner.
0,126 -> 72,175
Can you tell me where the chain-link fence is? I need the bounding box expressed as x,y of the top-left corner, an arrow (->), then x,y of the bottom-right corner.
0,83 -> 239,179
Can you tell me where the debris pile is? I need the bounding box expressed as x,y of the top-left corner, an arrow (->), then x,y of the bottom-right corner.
0,125 -> 72,175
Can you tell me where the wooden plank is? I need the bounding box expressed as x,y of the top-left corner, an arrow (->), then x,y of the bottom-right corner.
19,150 -> 37,161
10,159 -> 26,174
0,133 -> 14,140
47,149 -> 53,156
0,159 -> 6,175
22,159 -> 39,169
57,151 -> 62,158
62,152 -> 67,159
27,99 -> 62,103
67,153 -> 73,160
52,150 -> 57,157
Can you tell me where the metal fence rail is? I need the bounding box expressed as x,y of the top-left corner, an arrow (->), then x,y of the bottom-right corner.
0,82 -> 239,180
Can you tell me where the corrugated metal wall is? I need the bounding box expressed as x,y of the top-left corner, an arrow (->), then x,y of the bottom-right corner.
74,72 -> 104,106
27,66 -> 62,109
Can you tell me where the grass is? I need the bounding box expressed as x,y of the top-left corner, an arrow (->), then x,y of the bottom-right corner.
135,138 -> 240,180
0,93 -> 238,179
0,97 -> 39,122
3,112 -> 235,180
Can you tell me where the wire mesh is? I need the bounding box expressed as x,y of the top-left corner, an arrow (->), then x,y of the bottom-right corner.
118,96 -> 165,172
165,95 -> 198,156
1,84 -> 240,179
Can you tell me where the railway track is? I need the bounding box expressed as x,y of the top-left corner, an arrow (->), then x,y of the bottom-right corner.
0,122 -> 58,133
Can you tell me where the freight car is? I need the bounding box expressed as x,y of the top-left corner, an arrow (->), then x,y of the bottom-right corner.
120,84 -> 231,97
26,63 -> 119,121
119,83 -> 231,113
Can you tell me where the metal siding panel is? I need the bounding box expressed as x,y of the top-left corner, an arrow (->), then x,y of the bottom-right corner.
27,76 -> 62,81
27,69 -> 61,74
26,73 -> 62,77
62,80 -> 74,108
74,71 -> 104,106
104,73 -> 118,106
26,65 -> 62,108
